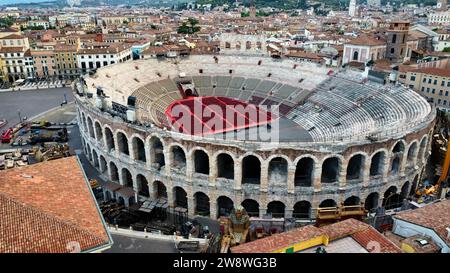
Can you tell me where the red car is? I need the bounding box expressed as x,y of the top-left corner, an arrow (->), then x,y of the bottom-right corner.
1,128 -> 13,143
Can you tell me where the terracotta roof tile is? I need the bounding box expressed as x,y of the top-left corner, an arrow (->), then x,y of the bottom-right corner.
394,200 -> 450,246
0,156 -> 111,253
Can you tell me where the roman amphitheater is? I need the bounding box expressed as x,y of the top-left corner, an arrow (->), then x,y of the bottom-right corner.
74,54 -> 435,220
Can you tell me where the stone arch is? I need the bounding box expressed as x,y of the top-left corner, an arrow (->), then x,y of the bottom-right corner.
268,156 -> 289,185
383,185 -> 402,210
216,152 -> 234,179
109,161 -> 119,182
217,196 -> 234,217
87,116 -> 95,139
390,141 -> 405,175
241,154 -> 262,185
241,199 -> 259,217
293,201 -> 311,219
92,149 -> 99,167
418,135 -> 428,164
321,156 -> 341,183
194,191 -> 210,216
267,201 -> 285,218
319,199 -> 337,208
346,153 -> 366,181
173,186 -> 188,209
121,168 -> 133,188
131,135 -> 146,162
94,120 -> 103,142
343,196 -> 360,206
104,126 -> 115,151
406,141 -> 418,168
117,131 -> 129,155
192,148 -> 210,175
99,155 -> 107,174
410,174 -> 419,196
294,156 -> 317,187
370,150 -> 386,176
235,41 -> 241,50
401,181 -> 410,199
294,155 -> 316,187
246,41 -> 252,50
81,112 -> 87,132
149,135 -> 165,167
136,174 -> 149,197
365,192 -> 379,211
170,144 -> 186,170
153,180 -> 167,199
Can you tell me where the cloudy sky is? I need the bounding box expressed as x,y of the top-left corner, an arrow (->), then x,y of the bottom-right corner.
0,0 -> 52,4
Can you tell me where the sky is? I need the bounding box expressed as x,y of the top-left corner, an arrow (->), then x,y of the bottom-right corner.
0,0 -> 53,5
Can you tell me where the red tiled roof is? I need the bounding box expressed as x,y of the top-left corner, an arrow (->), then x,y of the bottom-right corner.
0,156 -> 111,253
230,225 -> 325,253
231,218 -> 402,253
394,200 -> 450,246
409,67 -> 450,78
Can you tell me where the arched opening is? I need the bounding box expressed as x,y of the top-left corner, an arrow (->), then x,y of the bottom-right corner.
391,157 -> 400,174
194,150 -> 209,175
171,145 -> 186,170
343,196 -> 360,206
217,153 -> 234,179
401,181 -> 410,199
406,143 -> 417,168
268,157 -> 288,185
346,154 -> 364,180
267,201 -> 285,218
365,192 -> 379,212
153,181 -> 167,199
150,136 -> 165,167
418,137 -> 428,164
173,187 -> 187,209
246,41 -> 252,50
370,151 -> 385,176
132,136 -> 146,162
392,141 -> 405,153
383,186 -> 402,210
293,201 -> 311,219
121,168 -> 133,188
353,50 -> 359,61
256,41 -> 262,50
81,113 -> 87,131
295,157 -> 314,187
117,132 -> 129,155
94,121 -> 103,142
194,192 -> 210,216
105,127 -> 115,151
87,117 -> 95,139
136,174 -> 149,197
118,196 -> 125,206
217,196 -> 234,217
92,149 -> 99,167
319,199 -> 337,208
235,41 -> 241,50
110,162 -> 119,182
100,155 -> 107,174
321,157 -> 339,183
241,199 -> 259,217
410,175 -> 419,196
225,42 -> 231,49
242,155 -> 261,184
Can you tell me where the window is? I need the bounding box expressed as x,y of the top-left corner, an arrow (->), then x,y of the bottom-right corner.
442,81 -> 445,86
440,90 -> 443,96
353,50 -> 359,61
423,78 -> 427,83
446,91 -> 449,96
392,34 -> 397,43
434,80 -> 438,85
421,87 -> 425,92
438,99 -> 441,104
428,79 -> 432,84
427,88 -> 430,93
432,89 -> 436,94
390,48 -> 395,54
410,76 -> 416,81
444,100 -> 447,106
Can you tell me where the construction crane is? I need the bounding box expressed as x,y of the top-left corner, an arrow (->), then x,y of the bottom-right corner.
416,136 -> 450,202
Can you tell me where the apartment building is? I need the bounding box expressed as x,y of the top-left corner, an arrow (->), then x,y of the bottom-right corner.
55,44 -> 79,79
401,67 -> 450,112
0,34 -> 30,49
0,46 -> 30,82
77,43 -> 132,74
30,48 -> 57,78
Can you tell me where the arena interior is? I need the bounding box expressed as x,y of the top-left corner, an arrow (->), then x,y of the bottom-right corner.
74,54 -> 436,220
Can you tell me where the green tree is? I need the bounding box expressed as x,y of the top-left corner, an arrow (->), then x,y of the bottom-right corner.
443,47 -> 450,53
177,17 -> 201,34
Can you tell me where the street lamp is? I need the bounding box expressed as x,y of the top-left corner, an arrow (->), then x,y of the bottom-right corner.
18,110 -> 21,123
